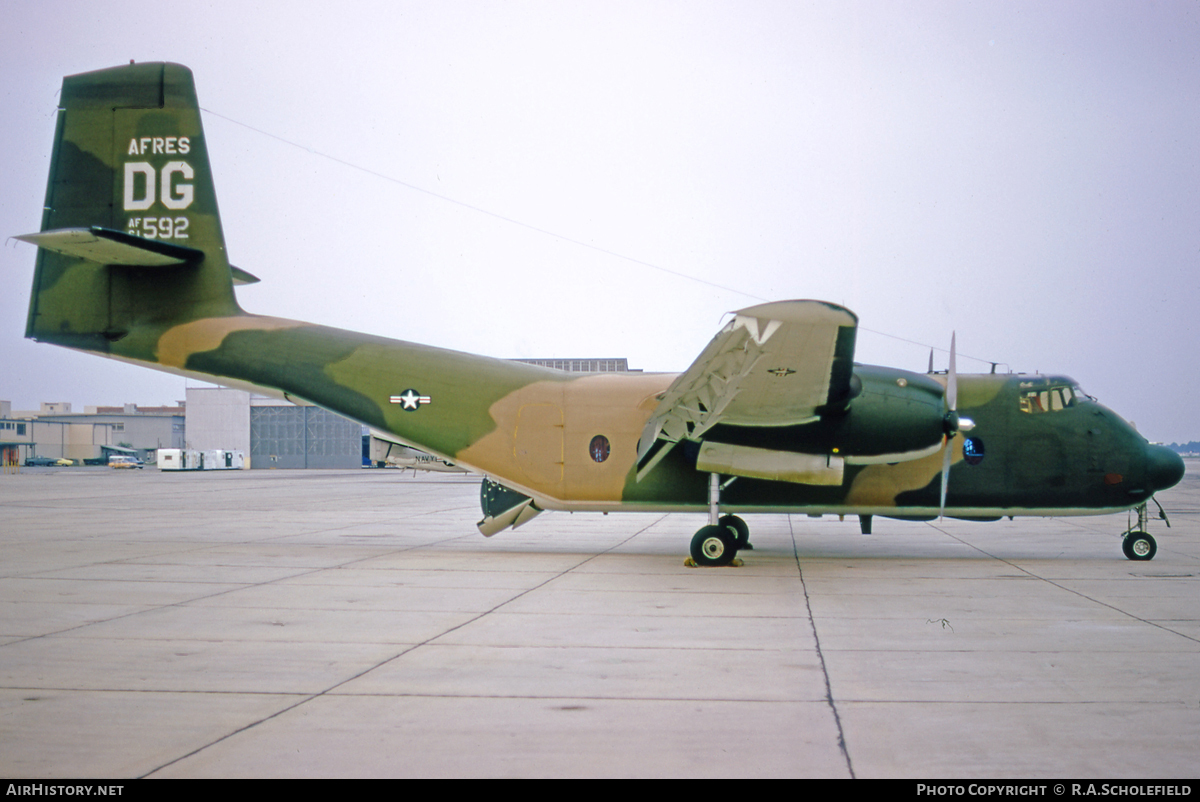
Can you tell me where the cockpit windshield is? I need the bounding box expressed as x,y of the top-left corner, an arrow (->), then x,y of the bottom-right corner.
1018,383 -> 1077,414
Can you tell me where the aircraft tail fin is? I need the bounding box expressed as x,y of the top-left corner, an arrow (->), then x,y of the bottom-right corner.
22,62 -> 241,351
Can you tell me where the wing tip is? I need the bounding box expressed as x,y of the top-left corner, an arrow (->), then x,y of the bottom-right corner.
733,299 -> 857,325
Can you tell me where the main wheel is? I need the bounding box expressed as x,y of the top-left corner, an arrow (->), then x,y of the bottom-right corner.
1122,531 -> 1157,561
718,514 -> 751,550
691,525 -> 737,567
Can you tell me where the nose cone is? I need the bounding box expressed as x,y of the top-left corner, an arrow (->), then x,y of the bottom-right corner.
1146,445 -> 1185,492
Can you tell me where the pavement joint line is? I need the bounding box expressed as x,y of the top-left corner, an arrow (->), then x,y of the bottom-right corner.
788,514 -> 855,780
141,514 -> 669,778
0,530 -> 480,648
927,521 -> 1200,646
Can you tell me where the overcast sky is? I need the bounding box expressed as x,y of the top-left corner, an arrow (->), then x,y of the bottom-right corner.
2,1 -> 1197,443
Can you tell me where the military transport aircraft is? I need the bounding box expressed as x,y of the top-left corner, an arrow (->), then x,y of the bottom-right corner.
18,63 -> 1185,564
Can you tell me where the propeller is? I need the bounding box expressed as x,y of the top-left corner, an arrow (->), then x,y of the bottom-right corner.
940,333 -> 975,517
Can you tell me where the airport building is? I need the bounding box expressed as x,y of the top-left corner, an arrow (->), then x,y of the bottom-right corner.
185,388 -> 363,470
0,400 -> 184,465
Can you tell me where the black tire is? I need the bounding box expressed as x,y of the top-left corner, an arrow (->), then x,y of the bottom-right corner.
1123,532 -> 1157,561
691,525 -> 737,567
719,514 -> 751,550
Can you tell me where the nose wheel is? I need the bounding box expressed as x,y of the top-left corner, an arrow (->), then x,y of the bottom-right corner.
1122,532 -> 1157,561
1121,501 -> 1169,561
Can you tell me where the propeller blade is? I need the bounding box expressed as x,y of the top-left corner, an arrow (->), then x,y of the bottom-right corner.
947,332 -> 957,413
940,435 -> 952,519
940,332 -> 958,519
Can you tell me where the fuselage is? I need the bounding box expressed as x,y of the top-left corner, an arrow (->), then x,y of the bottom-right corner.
144,314 -> 1178,520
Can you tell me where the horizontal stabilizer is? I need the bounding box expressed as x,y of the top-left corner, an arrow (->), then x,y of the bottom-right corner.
17,227 -> 260,285
16,227 -> 204,266
229,265 -> 261,286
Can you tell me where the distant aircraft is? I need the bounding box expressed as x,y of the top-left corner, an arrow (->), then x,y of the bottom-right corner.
370,433 -> 467,473
18,63 -> 1184,563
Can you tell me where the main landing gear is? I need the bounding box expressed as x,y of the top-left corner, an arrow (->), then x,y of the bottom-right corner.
688,474 -> 751,567
1121,500 -> 1170,561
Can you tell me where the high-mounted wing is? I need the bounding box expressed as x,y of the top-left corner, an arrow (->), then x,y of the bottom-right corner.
636,300 -> 857,480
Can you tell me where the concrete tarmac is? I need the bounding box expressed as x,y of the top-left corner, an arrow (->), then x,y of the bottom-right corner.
1,463 -> 1197,778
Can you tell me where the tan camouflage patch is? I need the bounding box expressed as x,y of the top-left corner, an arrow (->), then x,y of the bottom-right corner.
844,436 -> 963,507
456,372 -> 673,504
156,314 -> 302,368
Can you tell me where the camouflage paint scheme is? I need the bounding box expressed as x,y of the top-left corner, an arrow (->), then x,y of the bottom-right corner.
21,64 -> 1184,558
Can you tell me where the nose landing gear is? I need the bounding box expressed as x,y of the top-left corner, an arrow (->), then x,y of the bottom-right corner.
1121,500 -> 1171,561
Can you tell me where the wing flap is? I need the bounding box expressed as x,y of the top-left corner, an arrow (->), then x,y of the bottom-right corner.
637,300 -> 857,480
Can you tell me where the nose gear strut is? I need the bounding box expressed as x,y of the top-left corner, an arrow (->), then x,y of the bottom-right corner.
1121,499 -> 1171,561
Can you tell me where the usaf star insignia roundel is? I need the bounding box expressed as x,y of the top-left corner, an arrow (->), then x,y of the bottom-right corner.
390,389 -> 431,411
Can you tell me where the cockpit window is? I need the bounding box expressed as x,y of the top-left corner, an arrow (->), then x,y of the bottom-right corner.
1019,384 -> 1076,414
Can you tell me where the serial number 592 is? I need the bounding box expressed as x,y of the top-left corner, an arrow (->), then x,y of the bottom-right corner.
127,216 -> 190,239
